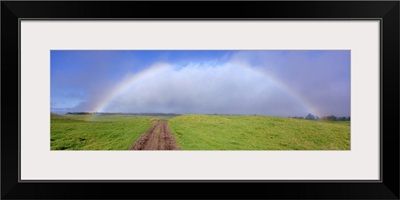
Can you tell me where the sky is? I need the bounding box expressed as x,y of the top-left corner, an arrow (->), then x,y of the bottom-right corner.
51,50 -> 350,117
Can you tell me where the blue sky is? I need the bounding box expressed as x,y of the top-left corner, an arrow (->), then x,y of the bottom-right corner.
51,50 -> 350,117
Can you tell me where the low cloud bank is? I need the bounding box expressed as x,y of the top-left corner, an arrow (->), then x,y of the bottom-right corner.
102,63 -> 309,116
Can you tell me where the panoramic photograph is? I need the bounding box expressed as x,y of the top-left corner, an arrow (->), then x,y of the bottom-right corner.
51,50 -> 350,150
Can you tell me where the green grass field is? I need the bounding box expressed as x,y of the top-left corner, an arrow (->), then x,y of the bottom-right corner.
169,114 -> 350,150
51,113 -> 350,150
50,113 -> 155,150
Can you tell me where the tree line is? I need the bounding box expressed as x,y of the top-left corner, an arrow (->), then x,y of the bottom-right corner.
65,112 -> 181,116
289,113 -> 350,121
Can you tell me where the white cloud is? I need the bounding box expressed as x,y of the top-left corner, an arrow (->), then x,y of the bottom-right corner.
103,62 -> 309,116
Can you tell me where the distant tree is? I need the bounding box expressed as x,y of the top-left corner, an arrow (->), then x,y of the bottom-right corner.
291,116 -> 305,119
327,115 -> 337,121
305,113 -> 316,120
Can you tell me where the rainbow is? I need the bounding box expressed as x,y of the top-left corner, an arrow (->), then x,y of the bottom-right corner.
90,63 -> 321,121
90,63 -> 169,121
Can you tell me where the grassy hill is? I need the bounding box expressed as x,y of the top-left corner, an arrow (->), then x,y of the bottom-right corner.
169,114 -> 350,150
51,113 -> 350,150
50,114 -> 155,150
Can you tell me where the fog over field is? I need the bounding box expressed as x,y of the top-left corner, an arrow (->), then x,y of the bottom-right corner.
51,50 -> 350,117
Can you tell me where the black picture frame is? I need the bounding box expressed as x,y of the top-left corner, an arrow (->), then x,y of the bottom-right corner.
2,1 -> 399,199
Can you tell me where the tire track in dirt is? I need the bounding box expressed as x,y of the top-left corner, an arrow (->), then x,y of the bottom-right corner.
130,121 -> 180,150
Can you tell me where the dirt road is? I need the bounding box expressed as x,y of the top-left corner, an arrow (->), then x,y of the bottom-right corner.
130,121 -> 180,150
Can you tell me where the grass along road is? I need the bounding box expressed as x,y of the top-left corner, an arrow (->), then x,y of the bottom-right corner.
51,113 -> 155,150
169,114 -> 350,150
